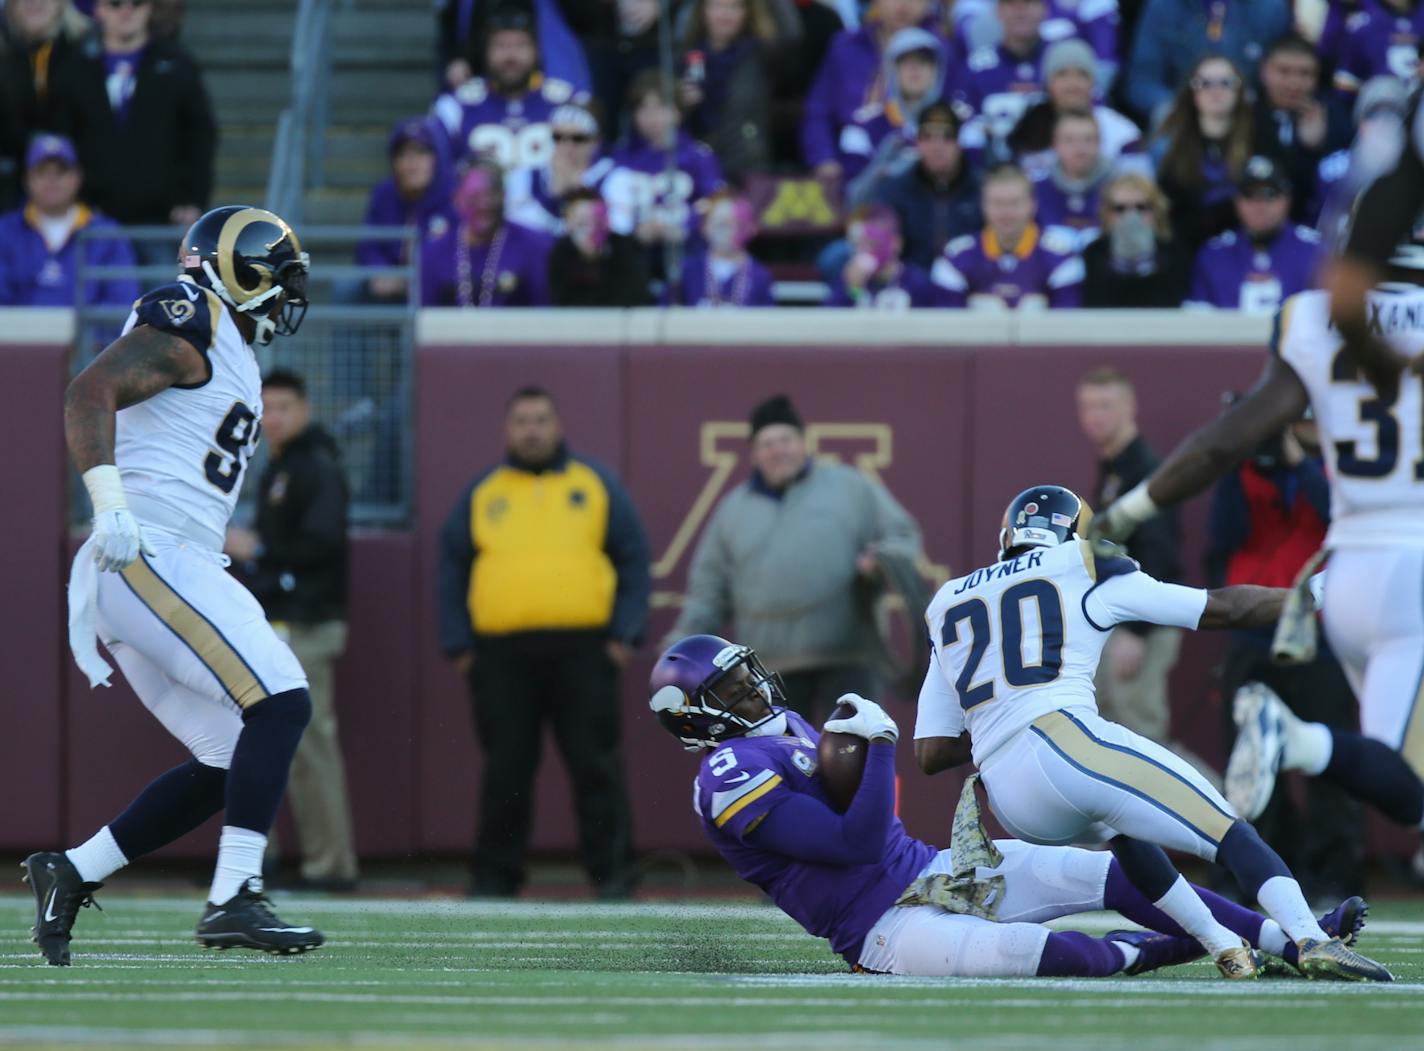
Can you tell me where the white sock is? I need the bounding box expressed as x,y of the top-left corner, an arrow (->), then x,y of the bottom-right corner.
1153,875 -> 1241,956
65,827 -> 128,884
1115,943 -> 1141,970
1256,875 -> 1329,943
1258,919 -> 1288,958
208,826 -> 267,904
1281,720 -> 1333,775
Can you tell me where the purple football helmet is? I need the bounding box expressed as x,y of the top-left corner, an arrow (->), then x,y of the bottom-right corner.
649,634 -> 787,750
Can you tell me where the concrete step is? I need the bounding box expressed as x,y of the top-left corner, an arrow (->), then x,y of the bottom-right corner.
305,188 -> 370,226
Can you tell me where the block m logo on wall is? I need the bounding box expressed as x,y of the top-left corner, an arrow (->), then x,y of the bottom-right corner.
650,420 -> 950,609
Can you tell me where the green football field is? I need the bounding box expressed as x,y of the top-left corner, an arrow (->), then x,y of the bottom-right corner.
2,892 -> 1422,1050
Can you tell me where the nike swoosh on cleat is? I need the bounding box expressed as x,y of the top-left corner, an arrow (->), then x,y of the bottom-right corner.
259,927 -> 315,934
42,888 -> 59,924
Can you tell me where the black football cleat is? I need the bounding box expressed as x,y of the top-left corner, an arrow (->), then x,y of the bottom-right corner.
196,877 -> 324,955
21,852 -> 104,967
1319,895 -> 1368,948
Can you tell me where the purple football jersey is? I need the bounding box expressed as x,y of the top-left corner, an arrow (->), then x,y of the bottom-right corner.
419,220 -> 553,307
679,251 -> 777,307
694,710 -> 936,963
932,224 -> 1085,308
1040,0 -> 1121,70
602,132 -> 725,237
1032,171 -> 1106,250
953,42 -> 1049,126
432,76 -> 589,169
837,105 -> 915,182
1185,224 -> 1322,313
1334,5 -> 1424,95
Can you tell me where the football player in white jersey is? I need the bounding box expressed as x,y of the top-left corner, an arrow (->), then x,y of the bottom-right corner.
22,207 -> 323,965
1098,231 -> 1424,885
916,485 -> 1392,981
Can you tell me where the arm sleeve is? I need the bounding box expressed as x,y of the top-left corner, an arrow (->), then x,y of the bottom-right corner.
744,744 -> 898,864
799,42 -> 842,167
436,483 -> 479,656
913,646 -> 967,740
599,467 -> 652,644
260,457 -> 348,569
1083,570 -> 1208,632
670,503 -> 734,637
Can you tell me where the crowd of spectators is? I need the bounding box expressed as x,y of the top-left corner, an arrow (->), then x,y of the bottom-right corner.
394,0 -> 1417,312
0,0 -> 216,302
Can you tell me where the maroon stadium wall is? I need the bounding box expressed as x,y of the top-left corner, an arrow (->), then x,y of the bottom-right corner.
3,321 -> 1412,864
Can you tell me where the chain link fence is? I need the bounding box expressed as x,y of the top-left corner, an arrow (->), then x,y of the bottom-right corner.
72,223 -> 418,527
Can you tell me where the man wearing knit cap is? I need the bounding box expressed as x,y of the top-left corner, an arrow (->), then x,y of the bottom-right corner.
669,394 -> 923,727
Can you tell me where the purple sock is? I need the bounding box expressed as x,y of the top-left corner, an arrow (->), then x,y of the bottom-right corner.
1104,860 -> 1266,947
1035,931 -> 1126,977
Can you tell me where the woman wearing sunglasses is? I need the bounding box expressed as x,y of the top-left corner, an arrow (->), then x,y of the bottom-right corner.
1081,171 -> 1191,308
1150,55 -> 1258,253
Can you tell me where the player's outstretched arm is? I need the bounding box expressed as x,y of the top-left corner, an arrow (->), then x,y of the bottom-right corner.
1095,357 -> 1309,541
1197,585 -> 1288,630
64,326 -> 207,474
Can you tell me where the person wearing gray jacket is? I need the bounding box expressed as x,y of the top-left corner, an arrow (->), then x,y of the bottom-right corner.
669,394 -> 923,726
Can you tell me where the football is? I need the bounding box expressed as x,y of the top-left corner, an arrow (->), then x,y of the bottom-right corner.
817,703 -> 867,812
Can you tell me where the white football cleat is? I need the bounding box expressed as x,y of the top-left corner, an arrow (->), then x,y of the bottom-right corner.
1225,682 -> 1286,820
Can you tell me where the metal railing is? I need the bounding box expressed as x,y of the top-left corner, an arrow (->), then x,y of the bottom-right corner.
266,0 -> 339,223
73,224 -> 420,527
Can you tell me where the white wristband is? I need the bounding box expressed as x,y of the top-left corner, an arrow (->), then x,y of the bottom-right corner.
82,464 -> 128,516
1116,481 -> 1159,525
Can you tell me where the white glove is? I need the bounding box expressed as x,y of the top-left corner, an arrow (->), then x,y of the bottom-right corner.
824,693 -> 898,744
92,508 -> 154,572
84,464 -> 154,573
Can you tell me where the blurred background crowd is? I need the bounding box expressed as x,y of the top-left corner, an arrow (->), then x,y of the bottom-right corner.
0,0 -> 1415,311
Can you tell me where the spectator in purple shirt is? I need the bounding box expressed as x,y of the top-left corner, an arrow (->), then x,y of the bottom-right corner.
436,0 -> 591,94
1003,39 -> 1143,179
421,160 -> 553,307
870,102 -> 983,269
505,102 -> 615,236
957,0 -> 1122,93
548,188 -> 653,306
602,71 -> 725,247
357,117 -> 456,304
0,133 -> 138,306
840,27 -> 949,198
432,7 -> 589,170
801,0 -> 941,180
931,163 -> 1085,308
1150,55 -> 1255,252
952,0 -> 1053,137
1081,171 -> 1192,307
677,0 -> 801,182
677,190 -> 776,307
1332,0 -> 1424,99
1031,110 -> 1110,250
1185,154 -> 1322,314
826,202 -> 940,308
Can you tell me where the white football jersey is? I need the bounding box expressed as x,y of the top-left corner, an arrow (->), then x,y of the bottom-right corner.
915,540 -> 1208,765
1276,287 -> 1424,548
113,281 -> 262,552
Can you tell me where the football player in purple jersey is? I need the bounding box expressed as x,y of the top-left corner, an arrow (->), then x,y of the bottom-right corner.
650,634 -> 1369,978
